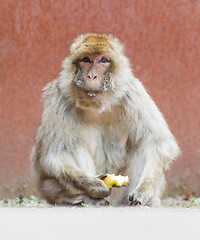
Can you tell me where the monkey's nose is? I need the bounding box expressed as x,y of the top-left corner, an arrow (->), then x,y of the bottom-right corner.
88,75 -> 97,81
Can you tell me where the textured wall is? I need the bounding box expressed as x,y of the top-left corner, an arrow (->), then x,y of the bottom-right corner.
0,0 -> 200,196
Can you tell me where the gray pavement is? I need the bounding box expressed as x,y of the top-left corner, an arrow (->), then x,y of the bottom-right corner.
0,207 -> 200,240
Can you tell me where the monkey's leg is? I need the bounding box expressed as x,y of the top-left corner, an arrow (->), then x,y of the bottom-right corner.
40,178 -> 109,206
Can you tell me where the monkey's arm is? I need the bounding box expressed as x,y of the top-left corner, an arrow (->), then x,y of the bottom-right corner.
127,81 -> 180,206
128,146 -> 165,206
36,153 -> 111,200
32,126 -> 110,202
128,129 -> 179,206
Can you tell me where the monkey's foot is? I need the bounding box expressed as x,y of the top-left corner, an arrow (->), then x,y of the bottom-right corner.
128,191 -> 152,206
82,196 -> 109,207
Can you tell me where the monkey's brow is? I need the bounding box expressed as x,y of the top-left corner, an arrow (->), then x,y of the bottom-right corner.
100,56 -> 111,62
80,57 -> 91,61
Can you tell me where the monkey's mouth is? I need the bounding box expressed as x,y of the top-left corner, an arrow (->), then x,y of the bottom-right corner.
86,90 -> 99,97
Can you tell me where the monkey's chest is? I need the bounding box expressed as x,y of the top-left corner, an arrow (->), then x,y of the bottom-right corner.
87,131 -> 129,174
104,132 -> 128,155
103,133 -> 129,170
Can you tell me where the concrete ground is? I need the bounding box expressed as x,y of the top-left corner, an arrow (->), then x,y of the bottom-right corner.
0,207 -> 200,240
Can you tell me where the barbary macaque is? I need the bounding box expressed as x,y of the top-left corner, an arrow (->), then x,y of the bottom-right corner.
31,33 -> 180,206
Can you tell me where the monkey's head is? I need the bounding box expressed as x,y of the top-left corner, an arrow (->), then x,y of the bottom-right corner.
60,33 -> 131,112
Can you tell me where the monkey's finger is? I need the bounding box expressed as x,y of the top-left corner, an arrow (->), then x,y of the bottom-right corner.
128,192 -> 151,206
96,174 -> 108,180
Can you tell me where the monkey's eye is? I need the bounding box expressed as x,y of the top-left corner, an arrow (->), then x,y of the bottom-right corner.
99,57 -> 110,63
80,57 -> 91,63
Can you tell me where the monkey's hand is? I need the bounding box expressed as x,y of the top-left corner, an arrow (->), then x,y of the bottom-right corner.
128,190 -> 152,206
64,165 -> 111,200
87,177 -> 111,199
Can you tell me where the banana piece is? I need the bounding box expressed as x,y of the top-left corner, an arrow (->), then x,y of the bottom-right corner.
102,174 -> 129,188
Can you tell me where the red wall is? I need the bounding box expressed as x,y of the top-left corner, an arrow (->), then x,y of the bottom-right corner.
1,0 -> 200,196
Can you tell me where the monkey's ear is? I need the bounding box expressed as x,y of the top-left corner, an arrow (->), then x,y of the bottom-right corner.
70,34 -> 85,55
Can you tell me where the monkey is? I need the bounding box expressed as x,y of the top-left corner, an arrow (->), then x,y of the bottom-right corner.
31,33 -> 180,207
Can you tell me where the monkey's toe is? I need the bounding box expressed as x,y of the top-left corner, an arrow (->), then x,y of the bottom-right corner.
82,196 -> 109,207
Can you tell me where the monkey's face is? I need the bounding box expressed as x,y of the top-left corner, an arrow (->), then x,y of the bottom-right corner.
72,54 -> 114,111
